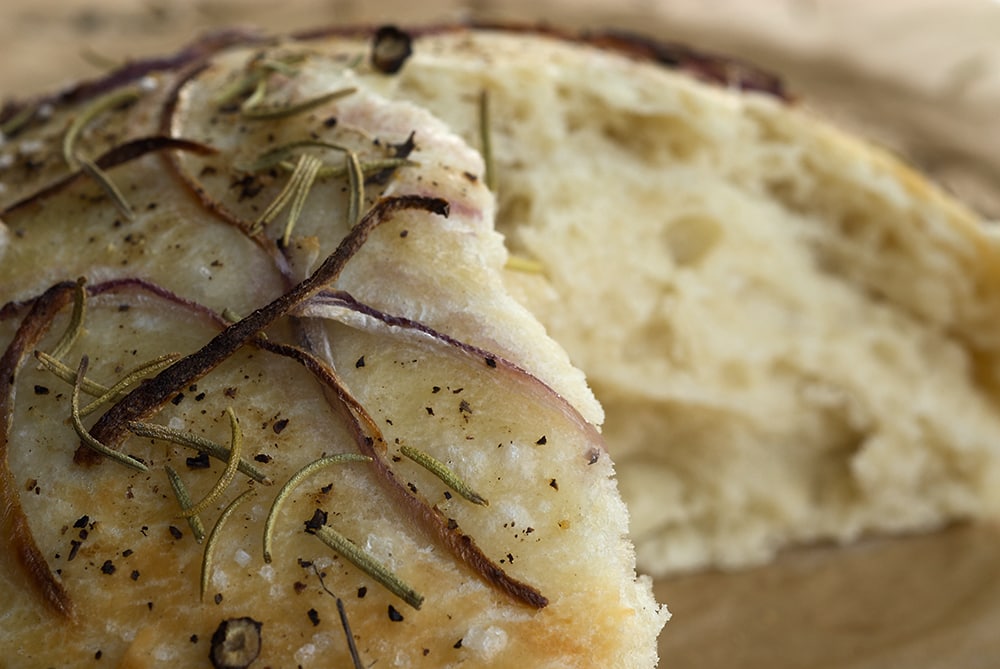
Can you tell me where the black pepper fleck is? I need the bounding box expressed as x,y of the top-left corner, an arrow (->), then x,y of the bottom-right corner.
307,608 -> 320,626
168,525 -> 183,540
387,605 -> 404,622
303,508 -> 327,533
550,478 -> 559,490
453,638 -> 463,649
68,540 -> 81,561
272,419 -> 289,434
254,453 -> 272,464
73,515 -> 90,529
485,356 -> 497,368
171,393 -> 184,405
187,452 -> 211,469
357,586 -> 367,599
355,356 -> 365,368
131,570 -> 140,581
33,384 -> 50,395
536,435 -> 547,445
100,560 -> 116,575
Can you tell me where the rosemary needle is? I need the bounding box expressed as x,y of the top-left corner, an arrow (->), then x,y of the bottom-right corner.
178,408 -> 243,518
201,488 -> 257,602
262,453 -> 370,563
311,524 -> 424,610
71,356 -> 148,472
47,277 -> 86,363
166,465 -> 206,543
127,420 -> 271,484
400,445 -> 488,506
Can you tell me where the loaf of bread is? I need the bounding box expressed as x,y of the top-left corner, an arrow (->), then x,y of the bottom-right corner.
0,26 -> 667,668
353,28 -> 1000,574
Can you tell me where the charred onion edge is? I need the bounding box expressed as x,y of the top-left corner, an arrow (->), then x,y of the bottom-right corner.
83,195 -> 448,460
0,281 -> 77,620
306,290 -> 605,460
1,136 -> 218,217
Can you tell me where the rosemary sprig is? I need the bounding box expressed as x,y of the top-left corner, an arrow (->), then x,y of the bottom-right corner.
399,445 -> 488,506
80,353 -> 182,416
35,350 -> 183,415
241,87 -> 357,121
201,488 -> 257,602
166,465 -> 206,543
283,154 -> 323,246
310,523 -> 424,610
34,350 -> 108,396
177,408 -> 244,518
262,453 -> 370,564
252,153 -> 321,238
0,103 -> 37,137
479,89 -> 496,192
63,88 -> 140,169
127,420 -> 271,484
46,278 -> 87,363
504,255 -> 545,275
77,155 -> 135,221
247,140 -> 348,173
345,150 -> 364,228
71,356 -> 148,472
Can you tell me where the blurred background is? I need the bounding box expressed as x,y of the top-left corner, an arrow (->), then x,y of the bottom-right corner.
3,1 -> 1000,667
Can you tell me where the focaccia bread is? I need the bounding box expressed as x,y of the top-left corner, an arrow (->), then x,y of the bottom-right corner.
335,28 -> 1000,574
0,27 -> 667,668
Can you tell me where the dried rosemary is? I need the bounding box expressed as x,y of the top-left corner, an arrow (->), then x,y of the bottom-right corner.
262,453 -> 370,564
479,89 -> 496,192
201,488 -> 257,602
46,278 -> 87,363
177,408 -> 243,518
399,445 -> 488,506
241,87 -> 357,121
127,420 -> 270,484
166,465 -> 206,543
63,87 -> 140,169
71,356 -> 148,472
310,523 -> 424,610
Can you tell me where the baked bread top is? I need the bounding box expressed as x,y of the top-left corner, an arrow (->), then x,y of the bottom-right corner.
0,26 -> 667,668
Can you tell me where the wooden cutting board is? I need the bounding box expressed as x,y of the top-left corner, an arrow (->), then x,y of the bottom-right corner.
3,2 -> 999,667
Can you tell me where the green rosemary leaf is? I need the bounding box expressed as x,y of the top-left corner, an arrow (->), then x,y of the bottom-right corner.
252,153 -> 314,236
262,453 -> 370,564
399,445 -> 489,506
63,88 -> 140,169
178,408 -> 244,518
201,488 -> 257,602
80,353 -> 182,416
71,356 -> 148,472
345,150 -> 364,228
311,523 -> 424,610
77,156 -> 135,221
47,277 -> 87,363
127,420 -> 271,484
479,89 -> 496,192
504,255 -> 545,275
166,465 -> 206,543
34,350 -> 109,396
241,87 -> 357,121
245,140 -> 348,173
282,154 -> 323,247
1,103 -> 37,137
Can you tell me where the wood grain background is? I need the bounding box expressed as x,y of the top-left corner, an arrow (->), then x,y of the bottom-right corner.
3,2 -> 1000,667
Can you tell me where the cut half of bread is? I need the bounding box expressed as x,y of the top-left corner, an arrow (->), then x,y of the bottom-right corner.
339,27 -> 1000,574
0,26 -> 666,668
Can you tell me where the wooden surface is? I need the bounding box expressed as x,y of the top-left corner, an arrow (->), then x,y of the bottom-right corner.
3,2 -> 1000,667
